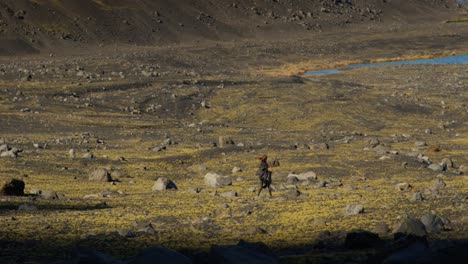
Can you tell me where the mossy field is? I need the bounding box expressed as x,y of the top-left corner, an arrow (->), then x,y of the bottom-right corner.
0,21 -> 467,263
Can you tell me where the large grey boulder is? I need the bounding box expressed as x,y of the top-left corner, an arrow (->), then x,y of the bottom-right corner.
210,240 -> 280,264
204,173 -> 232,188
393,218 -> 427,239
420,214 -> 446,233
152,177 -> 178,191
129,246 -> 191,264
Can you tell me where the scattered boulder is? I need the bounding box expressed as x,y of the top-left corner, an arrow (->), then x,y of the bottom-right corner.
286,189 -> 301,198
204,173 -> 232,188
409,192 -> 424,202
69,148 -> 76,158
414,141 -> 427,147
130,246 -> 192,264
220,190 -> 238,197
393,218 -> 427,239
345,230 -> 382,249
428,163 -> 444,172
210,240 -> 280,264
316,180 -> 328,188
188,187 -> 202,194
152,177 -> 177,191
458,165 -> 467,174
82,152 -> 95,159
0,144 -> 8,152
344,204 -> 364,215
440,157 -> 453,169
32,189 -> 58,200
365,138 -> 380,148
0,150 -> 17,158
420,214 -> 446,233
374,222 -> 390,236
297,171 -> 317,181
0,178 -> 25,196
286,175 -> 299,185
430,179 -> 446,192
88,169 -> 112,182
374,144 -> 391,155
396,182 -> 412,192
232,167 -> 242,173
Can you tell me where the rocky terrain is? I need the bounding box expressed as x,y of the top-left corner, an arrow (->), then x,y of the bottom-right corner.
0,0 -> 462,55
0,1 -> 467,264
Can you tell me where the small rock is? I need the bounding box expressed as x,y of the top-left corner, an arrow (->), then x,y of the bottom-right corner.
34,190 -> 58,200
204,173 -> 232,188
409,192 -> 424,202
88,169 -> 112,182
152,177 -> 177,191
220,190 -> 238,197
232,167 -> 242,173
396,182 -> 412,192
440,157 -> 453,169
68,148 -> 76,158
365,138 -> 380,148
428,163 -> 444,172
344,204 -> 364,215
430,179 -> 446,192
82,152 -> 95,159
458,165 -> 467,174
316,180 -> 328,188
286,189 -> 301,198
414,141 -> 427,147
188,187 -> 202,194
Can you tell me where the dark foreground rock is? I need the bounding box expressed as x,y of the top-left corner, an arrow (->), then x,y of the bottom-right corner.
210,240 -> 280,264
0,178 -> 25,196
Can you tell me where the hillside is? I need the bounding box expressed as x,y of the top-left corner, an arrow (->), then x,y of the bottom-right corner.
0,0 -> 461,55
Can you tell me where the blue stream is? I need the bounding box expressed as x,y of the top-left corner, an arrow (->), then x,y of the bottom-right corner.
306,53 -> 468,75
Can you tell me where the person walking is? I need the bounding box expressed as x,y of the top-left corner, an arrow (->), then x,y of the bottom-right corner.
256,155 -> 273,197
